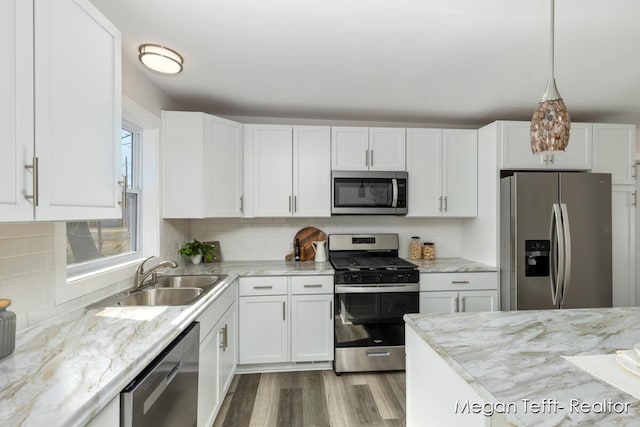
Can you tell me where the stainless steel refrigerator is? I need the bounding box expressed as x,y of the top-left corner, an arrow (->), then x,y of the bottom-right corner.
500,172 -> 612,310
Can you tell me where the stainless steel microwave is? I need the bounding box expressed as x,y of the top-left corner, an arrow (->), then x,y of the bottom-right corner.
331,171 -> 408,215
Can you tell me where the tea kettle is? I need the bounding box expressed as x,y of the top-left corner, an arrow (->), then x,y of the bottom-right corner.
311,240 -> 328,263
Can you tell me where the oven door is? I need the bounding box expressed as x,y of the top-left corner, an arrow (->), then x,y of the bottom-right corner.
334,284 -> 419,348
332,171 -> 407,215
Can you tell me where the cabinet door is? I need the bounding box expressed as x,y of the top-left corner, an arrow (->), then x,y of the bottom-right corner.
459,290 -> 498,312
293,126 -> 331,217
442,129 -> 477,217
0,0 -> 33,222
550,123 -> 592,170
406,129 -> 442,217
291,294 -> 334,362
206,116 -> 244,217
592,124 -> 636,185
34,0 -> 121,220
198,321 -> 220,427
253,125 -> 293,217
162,111 -> 206,218
239,295 -> 288,364
612,186 -> 636,307
331,127 -> 369,171
217,303 -> 236,402
499,121 -> 545,170
419,291 -> 458,314
368,127 -> 406,171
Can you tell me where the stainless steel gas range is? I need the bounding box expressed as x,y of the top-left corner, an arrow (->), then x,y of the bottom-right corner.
329,233 -> 419,374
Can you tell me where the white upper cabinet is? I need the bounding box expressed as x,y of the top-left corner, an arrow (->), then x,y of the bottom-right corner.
0,0 -> 33,221
252,124 -> 331,217
406,128 -> 477,217
499,121 -> 592,171
1,0 -> 122,222
331,126 -> 405,171
293,126 -> 331,217
163,111 -> 244,218
368,127 -> 406,171
592,123 -> 636,185
34,0 -> 122,221
253,125 -> 294,217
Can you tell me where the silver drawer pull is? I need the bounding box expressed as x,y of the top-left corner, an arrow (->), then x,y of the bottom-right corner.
304,284 -> 322,288
253,285 -> 273,289
451,280 -> 470,284
367,351 -> 390,357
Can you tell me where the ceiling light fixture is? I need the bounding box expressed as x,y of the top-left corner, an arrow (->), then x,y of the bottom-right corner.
530,0 -> 570,154
138,44 -> 183,74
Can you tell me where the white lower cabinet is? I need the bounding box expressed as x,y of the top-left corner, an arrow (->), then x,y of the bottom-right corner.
197,281 -> 237,427
238,275 -> 334,366
85,395 -> 119,427
419,272 -> 498,313
612,185 -> 636,306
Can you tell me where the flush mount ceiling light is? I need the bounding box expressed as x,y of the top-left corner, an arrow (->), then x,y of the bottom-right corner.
138,44 -> 183,74
530,0 -> 570,154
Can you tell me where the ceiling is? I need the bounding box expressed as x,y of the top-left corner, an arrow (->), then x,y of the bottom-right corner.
90,0 -> 640,126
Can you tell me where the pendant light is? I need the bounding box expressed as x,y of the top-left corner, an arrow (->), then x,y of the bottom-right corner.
530,0 -> 570,154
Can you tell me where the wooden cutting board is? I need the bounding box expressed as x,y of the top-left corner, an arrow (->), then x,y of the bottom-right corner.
285,227 -> 326,261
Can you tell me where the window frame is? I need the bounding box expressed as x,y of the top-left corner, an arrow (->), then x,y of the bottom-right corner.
65,121 -> 143,278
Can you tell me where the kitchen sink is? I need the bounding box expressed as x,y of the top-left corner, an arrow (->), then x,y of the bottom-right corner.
86,274 -> 228,308
117,287 -> 203,306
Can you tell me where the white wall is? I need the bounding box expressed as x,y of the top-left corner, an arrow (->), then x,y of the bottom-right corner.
189,217 -> 464,261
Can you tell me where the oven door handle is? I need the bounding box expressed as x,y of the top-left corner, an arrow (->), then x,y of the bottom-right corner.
335,284 -> 419,294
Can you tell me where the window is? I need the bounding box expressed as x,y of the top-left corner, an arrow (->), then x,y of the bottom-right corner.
66,123 -> 141,275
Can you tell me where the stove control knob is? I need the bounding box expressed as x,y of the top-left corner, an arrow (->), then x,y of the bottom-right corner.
392,275 -> 399,282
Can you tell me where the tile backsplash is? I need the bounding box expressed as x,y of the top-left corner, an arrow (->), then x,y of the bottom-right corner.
190,216 -> 465,261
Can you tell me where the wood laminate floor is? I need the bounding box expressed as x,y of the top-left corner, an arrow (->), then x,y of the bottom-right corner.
213,370 -> 406,427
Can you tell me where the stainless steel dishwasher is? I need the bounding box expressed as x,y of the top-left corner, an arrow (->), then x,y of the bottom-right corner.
121,322 -> 200,427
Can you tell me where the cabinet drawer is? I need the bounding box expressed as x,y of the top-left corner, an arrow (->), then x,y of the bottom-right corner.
196,280 -> 237,344
239,276 -> 288,296
420,272 -> 497,291
290,275 -> 333,294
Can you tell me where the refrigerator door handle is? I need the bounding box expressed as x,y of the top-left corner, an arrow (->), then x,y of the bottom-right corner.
559,203 -> 572,307
550,203 -> 565,306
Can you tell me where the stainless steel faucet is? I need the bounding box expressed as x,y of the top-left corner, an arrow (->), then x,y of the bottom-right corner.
134,256 -> 178,289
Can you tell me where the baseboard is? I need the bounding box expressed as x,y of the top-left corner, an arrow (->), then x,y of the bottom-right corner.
236,361 -> 333,374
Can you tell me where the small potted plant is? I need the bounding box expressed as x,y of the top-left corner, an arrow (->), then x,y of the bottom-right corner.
178,239 -> 216,265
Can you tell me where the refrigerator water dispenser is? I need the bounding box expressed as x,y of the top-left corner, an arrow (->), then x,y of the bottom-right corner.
524,240 -> 550,277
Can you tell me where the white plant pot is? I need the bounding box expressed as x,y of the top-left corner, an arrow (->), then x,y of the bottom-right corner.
191,254 -> 203,265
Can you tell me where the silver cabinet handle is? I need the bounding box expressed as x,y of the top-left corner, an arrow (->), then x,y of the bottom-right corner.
288,196 -> 292,212
219,324 -> 228,351
444,196 -> 448,212
439,196 -> 443,212
304,284 -> 322,288
453,296 -> 459,313
329,300 -> 332,319
460,296 -> 465,312
549,154 -> 554,164
282,301 -> 286,321
240,195 -> 244,213
24,156 -> 39,206
633,191 -> 637,207
253,285 -> 273,289
365,149 -> 369,167
294,195 -> 297,213
118,170 -> 127,215
370,149 -> 373,166
451,280 -> 470,284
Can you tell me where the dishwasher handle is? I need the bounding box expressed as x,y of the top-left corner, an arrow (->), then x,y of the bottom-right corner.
143,361 -> 182,414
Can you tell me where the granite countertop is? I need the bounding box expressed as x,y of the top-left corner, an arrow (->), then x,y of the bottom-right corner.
409,257 -> 497,273
405,308 -> 640,426
0,258 -> 494,426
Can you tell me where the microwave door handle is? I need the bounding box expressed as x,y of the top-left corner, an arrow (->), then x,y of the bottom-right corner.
391,178 -> 398,208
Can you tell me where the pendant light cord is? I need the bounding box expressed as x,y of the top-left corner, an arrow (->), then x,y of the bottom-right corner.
550,0 -> 555,79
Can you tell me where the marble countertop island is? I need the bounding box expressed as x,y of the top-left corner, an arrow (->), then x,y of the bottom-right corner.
405,308 -> 640,426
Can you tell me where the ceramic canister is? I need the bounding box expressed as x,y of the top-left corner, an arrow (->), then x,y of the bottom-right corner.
0,299 -> 16,359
